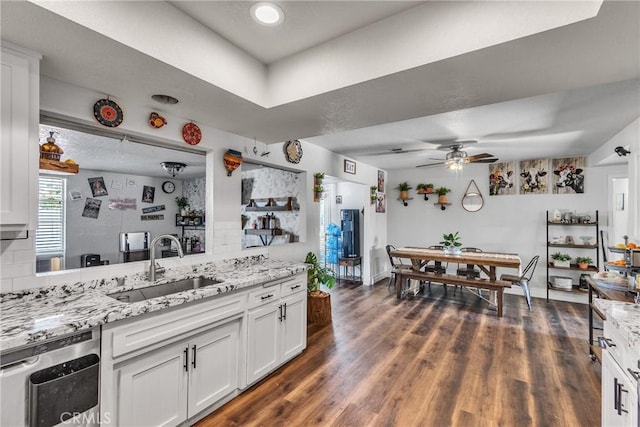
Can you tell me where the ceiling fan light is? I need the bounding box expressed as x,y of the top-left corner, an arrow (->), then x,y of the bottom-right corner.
161,161 -> 187,177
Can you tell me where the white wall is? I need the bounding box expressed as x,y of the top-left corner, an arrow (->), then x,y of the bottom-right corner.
387,162 -> 626,302
63,169 -> 184,269
1,76 -> 388,291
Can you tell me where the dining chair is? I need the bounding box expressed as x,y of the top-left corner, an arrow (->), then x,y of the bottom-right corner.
422,245 -> 448,293
455,247 -> 483,295
385,245 -> 413,295
500,255 -> 539,310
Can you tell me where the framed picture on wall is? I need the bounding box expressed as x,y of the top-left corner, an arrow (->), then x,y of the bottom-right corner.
88,177 -> 108,197
377,170 -> 385,193
376,192 -> 386,213
142,185 -> 155,203
344,159 -> 356,174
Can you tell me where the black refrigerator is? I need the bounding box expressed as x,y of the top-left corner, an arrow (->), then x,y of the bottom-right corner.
340,209 -> 360,258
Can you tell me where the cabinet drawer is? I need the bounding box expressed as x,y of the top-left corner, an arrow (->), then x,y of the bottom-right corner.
105,294 -> 246,359
247,286 -> 281,310
279,276 -> 305,298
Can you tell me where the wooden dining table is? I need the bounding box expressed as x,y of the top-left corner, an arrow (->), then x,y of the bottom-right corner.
389,246 -> 522,316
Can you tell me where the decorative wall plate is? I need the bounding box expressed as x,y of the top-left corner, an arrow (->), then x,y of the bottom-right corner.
149,112 -> 167,128
284,140 -> 303,163
93,98 -> 123,127
182,122 -> 202,145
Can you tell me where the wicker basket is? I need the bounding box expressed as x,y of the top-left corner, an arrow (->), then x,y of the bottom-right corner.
40,151 -> 62,161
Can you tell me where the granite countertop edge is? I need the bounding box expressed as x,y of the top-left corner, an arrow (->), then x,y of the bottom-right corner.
593,298 -> 640,347
0,256 -> 309,353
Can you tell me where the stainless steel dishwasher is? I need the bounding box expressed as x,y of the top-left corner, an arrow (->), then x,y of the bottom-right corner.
0,328 -> 100,427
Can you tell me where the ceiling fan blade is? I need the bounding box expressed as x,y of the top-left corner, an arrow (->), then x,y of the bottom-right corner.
469,158 -> 499,163
360,148 -> 426,156
416,161 -> 445,168
466,153 -> 494,161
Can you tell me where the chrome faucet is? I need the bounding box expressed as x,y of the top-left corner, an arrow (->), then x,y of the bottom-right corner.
148,234 -> 184,281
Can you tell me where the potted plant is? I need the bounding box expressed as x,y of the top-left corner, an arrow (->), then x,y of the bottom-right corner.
305,252 -> 336,324
395,182 -> 412,200
370,186 -> 378,204
175,196 -> 190,216
313,172 -> 324,202
416,183 -> 434,194
435,186 -> 451,204
575,256 -> 593,270
551,252 -> 572,268
439,232 -> 462,254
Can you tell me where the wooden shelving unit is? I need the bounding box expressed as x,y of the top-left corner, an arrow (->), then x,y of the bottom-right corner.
245,197 -> 298,212
546,210 -> 599,300
39,158 -> 79,175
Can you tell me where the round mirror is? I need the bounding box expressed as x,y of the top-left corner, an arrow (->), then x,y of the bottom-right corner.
462,192 -> 483,212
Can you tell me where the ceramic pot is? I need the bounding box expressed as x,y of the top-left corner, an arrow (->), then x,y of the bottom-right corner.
399,190 -> 409,200
438,195 -> 448,204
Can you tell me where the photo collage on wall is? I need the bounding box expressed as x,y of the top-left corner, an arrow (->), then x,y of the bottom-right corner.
488,157 -> 585,196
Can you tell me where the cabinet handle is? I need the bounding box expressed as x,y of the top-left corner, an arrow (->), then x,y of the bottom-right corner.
192,345 -> 197,369
290,284 -> 301,290
627,368 -> 640,381
617,380 -> 629,415
183,347 -> 189,372
278,304 -> 283,321
283,302 -> 287,320
614,377 -> 619,412
600,337 -> 616,348
261,294 -> 274,300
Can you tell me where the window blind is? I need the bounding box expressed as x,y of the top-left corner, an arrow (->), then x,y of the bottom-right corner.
36,176 -> 65,255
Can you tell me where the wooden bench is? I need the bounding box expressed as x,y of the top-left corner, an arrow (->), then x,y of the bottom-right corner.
395,270 -> 512,317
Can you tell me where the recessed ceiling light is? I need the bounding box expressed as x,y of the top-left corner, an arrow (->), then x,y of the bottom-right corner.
151,94 -> 179,105
251,2 -> 284,26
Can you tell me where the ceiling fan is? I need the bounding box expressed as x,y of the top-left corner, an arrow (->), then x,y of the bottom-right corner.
416,142 -> 498,169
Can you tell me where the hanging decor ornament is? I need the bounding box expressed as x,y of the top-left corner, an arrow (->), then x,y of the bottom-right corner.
223,149 -> 243,176
149,112 -> 167,128
93,98 -> 124,128
182,122 -> 202,145
283,139 -> 303,163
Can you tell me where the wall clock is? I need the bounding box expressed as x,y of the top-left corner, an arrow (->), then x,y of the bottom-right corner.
93,98 -> 124,127
161,181 -> 175,194
283,140 -> 303,164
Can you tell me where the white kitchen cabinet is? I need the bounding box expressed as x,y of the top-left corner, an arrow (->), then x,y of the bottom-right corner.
117,339 -> 189,427
602,351 -> 638,427
187,321 -> 240,416
0,43 -> 40,232
246,275 -> 307,385
115,319 -> 241,427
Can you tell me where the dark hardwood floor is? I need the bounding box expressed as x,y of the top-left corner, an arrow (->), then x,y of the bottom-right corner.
196,280 -> 601,427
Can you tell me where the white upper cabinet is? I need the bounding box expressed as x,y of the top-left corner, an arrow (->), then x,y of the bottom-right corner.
1,43 -> 40,233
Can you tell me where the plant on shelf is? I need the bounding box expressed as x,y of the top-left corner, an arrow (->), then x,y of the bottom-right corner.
439,232 -> 462,254
175,196 -> 190,216
313,173 -> 325,202
575,256 -> 593,270
370,186 -> 378,204
395,182 -> 412,201
305,251 -> 336,324
551,252 -> 572,268
435,186 -> 451,204
416,183 -> 434,194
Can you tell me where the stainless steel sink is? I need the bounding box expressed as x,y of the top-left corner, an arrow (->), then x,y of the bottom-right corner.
108,276 -> 223,303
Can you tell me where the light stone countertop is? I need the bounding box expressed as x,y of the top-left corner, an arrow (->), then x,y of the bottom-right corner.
593,298 -> 640,348
0,255 -> 308,353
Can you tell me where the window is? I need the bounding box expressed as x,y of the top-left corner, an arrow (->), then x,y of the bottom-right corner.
36,176 -> 65,259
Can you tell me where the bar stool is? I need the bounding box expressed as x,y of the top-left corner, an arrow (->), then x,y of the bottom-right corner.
455,247 -> 483,296
500,255 -> 539,310
385,245 -> 413,296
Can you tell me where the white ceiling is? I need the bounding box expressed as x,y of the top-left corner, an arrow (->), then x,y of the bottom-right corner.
2,1 -> 639,171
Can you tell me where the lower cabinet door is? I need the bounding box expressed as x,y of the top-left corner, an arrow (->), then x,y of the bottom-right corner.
602,351 -> 638,427
117,341 -> 189,427
281,292 -> 306,362
247,302 -> 281,385
188,319 -> 241,417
